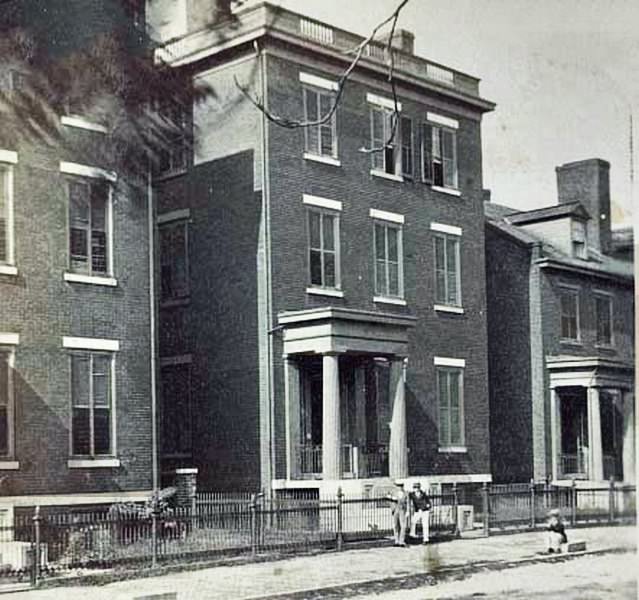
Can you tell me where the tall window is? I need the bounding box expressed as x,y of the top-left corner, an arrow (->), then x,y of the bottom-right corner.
370,106 -> 399,175
308,208 -> 340,290
434,233 -> 461,307
0,349 -> 13,457
0,164 -> 10,266
571,220 -> 587,258
68,179 -> 110,275
156,99 -> 189,175
71,353 -> 114,456
437,367 -> 464,447
160,221 -> 189,301
595,293 -> 613,346
161,364 -> 192,456
422,123 -> 458,189
374,222 -> 403,298
560,288 -> 580,341
303,86 -> 337,158
400,116 -> 413,179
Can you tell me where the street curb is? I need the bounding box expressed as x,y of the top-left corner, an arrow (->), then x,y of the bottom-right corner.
246,546 -> 633,600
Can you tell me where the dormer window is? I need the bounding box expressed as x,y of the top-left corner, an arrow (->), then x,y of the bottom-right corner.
571,219 -> 587,258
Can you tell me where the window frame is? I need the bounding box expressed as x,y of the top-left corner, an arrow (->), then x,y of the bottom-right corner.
0,346 -> 16,460
559,286 -> 581,343
302,84 -> 338,160
436,366 -> 465,449
69,350 -> 117,458
571,219 -> 587,259
66,176 -> 113,278
421,122 -> 459,190
433,231 -> 462,308
306,206 -> 341,292
159,219 -> 190,304
373,218 -> 404,300
594,291 -> 614,347
0,152 -> 17,274
369,104 -> 401,178
155,98 -> 189,177
160,359 -> 193,458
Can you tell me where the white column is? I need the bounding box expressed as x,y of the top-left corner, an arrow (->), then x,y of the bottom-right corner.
284,356 -> 301,480
588,387 -> 604,481
622,391 -> 635,484
389,357 -> 408,479
322,353 -> 341,480
550,388 -> 561,480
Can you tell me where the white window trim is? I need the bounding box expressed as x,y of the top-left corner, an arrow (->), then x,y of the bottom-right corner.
0,461 -> 19,470
62,337 -> 120,352
593,291 -> 614,347
426,112 -> 459,130
0,156 -> 16,269
157,208 -> 191,224
303,153 -> 342,167
559,285 -> 581,343
434,304 -> 464,314
372,220 -> 404,301
60,115 -> 108,134
370,169 -> 404,183
0,266 -> 17,276
431,185 -> 462,197
430,222 -> 462,236
0,150 -> 18,164
303,194 -> 342,212
433,231 -> 462,309
68,458 -> 121,469
0,343 -> 17,461
0,333 -> 19,346
60,161 -> 117,183
374,296 -> 407,306
367,93 -> 402,112
63,273 -> 118,287
438,446 -> 467,454
299,72 -> 338,92
370,208 -> 404,224
434,356 -> 466,368
306,287 -> 344,298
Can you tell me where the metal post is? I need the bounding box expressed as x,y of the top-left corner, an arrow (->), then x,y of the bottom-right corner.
481,482 -> 489,537
570,478 -> 577,526
151,493 -> 159,568
609,477 -> 615,523
336,487 -> 344,551
452,483 -> 460,537
530,479 -> 536,528
31,506 -> 42,586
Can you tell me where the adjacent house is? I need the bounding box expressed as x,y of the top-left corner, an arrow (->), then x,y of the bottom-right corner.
485,159 -> 635,485
149,1 -> 496,496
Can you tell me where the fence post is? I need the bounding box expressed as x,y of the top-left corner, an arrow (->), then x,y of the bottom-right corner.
250,493 -> 260,555
151,493 -> 159,568
608,477 -> 615,523
529,479 -> 536,528
336,487 -> 344,551
570,478 -> 577,526
481,482 -> 489,537
31,506 -> 42,586
452,483 -> 460,537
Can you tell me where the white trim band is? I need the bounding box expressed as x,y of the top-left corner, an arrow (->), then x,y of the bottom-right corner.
370,169 -> 403,182
438,446 -> 468,454
64,273 -> 117,287
434,304 -> 465,314
0,333 -> 20,345
60,115 -> 108,134
427,112 -> 459,129
374,296 -> 407,306
68,458 -> 121,469
157,208 -> 191,224
303,153 -> 341,167
299,72 -> 338,92
0,461 -> 20,470
367,93 -> 402,112
0,150 -> 18,164
431,185 -> 462,197
0,265 -> 18,276
434,356 -> 466,368
431,222 -> 462,236
63,337 -> 120,352
60,161 -> 117,183
370,208 -> 404,224
303,194 -> 342,212
306,287 -> 344,298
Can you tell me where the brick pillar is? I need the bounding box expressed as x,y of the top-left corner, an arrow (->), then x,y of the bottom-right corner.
175,468 -> 198,509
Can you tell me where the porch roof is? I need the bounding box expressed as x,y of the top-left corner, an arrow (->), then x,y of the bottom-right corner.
547,355 -> 634,389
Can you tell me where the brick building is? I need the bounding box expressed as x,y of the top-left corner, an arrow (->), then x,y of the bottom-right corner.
485,159 -> 635,485
0,0 -> 155,522
150,1 -> 496,496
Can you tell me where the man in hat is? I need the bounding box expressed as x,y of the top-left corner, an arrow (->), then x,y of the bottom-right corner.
409,481 -> 432,544
387,480 -> 409,546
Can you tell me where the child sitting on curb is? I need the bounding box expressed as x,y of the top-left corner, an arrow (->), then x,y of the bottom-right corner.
546,508 -> 568,553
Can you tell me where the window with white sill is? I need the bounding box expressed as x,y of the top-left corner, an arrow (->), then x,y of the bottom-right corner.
559,288 -> 580,341
434,233 -> 461,307
303,85 -> 337,159
308,208 -> 340,291
595,293 -> 613,346
422,123 -> 458,190
160,220 -> 190,302
374,221 -> 403,299
0,163 -> 13,269
0,348 -> 14,458
155,98 -> 189,175
437,366 -> 464,447
370,106 -> 413,178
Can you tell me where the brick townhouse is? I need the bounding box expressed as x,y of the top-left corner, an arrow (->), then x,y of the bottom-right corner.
149,1 -> 496,498
0,0 -> 155,525
485,159 -> 635,485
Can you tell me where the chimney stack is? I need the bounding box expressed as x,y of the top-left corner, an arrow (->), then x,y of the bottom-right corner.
556,159 -> 611,254
381,29 -> 415,55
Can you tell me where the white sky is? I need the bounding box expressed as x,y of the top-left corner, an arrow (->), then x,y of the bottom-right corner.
278,0 -> 638,227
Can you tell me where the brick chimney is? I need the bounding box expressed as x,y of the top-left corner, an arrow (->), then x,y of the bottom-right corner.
556,159 -> 611,254
381,29 -> 415,55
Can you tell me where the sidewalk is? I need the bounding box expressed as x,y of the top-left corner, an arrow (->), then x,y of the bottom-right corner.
2,525 -> 635,599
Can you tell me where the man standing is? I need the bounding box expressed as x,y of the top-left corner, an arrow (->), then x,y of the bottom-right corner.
387,480 -> 409,546
409,482 -> 432,544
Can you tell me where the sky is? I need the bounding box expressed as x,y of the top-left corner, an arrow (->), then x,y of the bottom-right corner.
276,0 -> 638,227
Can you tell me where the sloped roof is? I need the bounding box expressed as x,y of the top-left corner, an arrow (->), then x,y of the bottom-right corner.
505,201 -> 591,225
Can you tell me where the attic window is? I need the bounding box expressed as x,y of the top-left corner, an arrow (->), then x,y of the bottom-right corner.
571,220 -> 587,259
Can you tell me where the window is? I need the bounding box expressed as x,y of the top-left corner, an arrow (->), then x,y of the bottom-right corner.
572,220 -> 587,258
422,123 -> 458,189
560,287 -> 580,341
370,106 -> 400,176
437,367 -> 464,447
68,178 -> 110,275
374,221 -> 403,298
400,116 -> 413,179
434,233 -> 461,307
161,363 -> 192,456
595,293 -> 613,346
156,99 -> 188,175
0,349 -> 13,457
303,86 -> 337,158
0,164 -> 10,266
71,352 -> 114,456
160,221 -> 189,301
308,208 -> 340,290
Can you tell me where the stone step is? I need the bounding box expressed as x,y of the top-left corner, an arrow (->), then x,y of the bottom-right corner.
567,540 -> 587,552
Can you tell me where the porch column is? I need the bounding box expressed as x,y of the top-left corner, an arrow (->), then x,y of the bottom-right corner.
322,353 -> 341,479
284,356 -> 301,480
550,388 -> 561,480
622,391 -> 635,484
353,364 -> 367,478
389,357 -> 408,479
587,387 -> 604,481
